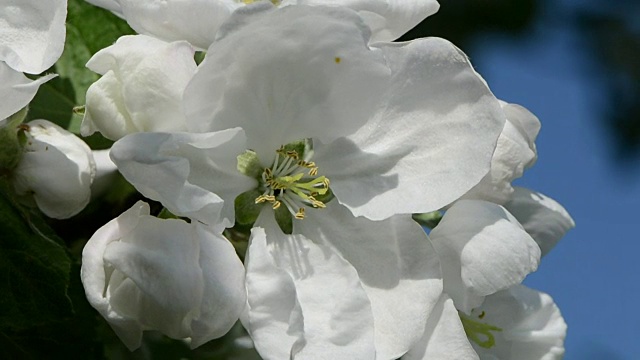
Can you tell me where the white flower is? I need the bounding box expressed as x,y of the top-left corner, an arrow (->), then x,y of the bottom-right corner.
81,201 -> 246,350
504,187 -> 575,256
0,63 -> 55,123
0,0 -> 67,74
463,101 -> 541,204
12,120 -> 96,219
429,199 -> 541,314
110,5 -> 506,358
463,285 -> 567,360
81,35 -> 196,141
86,0 -> 439,49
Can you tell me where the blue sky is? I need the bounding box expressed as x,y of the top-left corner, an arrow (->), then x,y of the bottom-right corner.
464,1 -> 639,358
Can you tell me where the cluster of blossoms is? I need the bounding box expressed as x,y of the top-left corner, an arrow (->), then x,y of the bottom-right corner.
1,1 -> 574,359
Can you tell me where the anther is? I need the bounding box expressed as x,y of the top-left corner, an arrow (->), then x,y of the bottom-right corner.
295,208 -> 306,219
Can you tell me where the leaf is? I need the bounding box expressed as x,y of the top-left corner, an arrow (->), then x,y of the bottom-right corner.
0,189 -> 73,331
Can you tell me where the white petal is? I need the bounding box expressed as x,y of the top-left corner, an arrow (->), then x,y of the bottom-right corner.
245,209 -> 376,359
190,224 -> 247,348
81,202 -> 245,350
184,5 -> 391,157
463,101 -> 541,204
404,295 -> 479,360
110,129 -> 256,228
0,63 -> 55,120
13,120 -> 96,219
85,0 -> 123,16
290,0 -> 440,42
504,187 -> 575,256
317,38 -> 505,220
83,35 -> 196,140
104,216 -> 204,341
430,200 -> 541,313
298,201 -> 442,359
470,285 -> 566,360
0,0 -> 67,74
81,201 -> 149,350
118,0 -> 241,50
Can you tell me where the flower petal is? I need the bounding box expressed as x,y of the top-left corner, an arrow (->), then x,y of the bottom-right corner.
430,200 -> 541,313
469,285 -> 567,360
117,0 -> 241,50
244,209 -> 376,359
86,0 -> 123,15
83,35 -> 196,140
404,295 -> 479,360
190,224 -> 247,348
13,120 -> 96,219
0,0 -> 67,74
0,63 -> 55,120
183,5 -> 390,157
81,201 -> 148,350
504,187 -> 575,257
297,201 -> 442,359
110,129 -> 256,228
293,0 -> 440,42
316,37 -> 505,220
462,101 -> 540,204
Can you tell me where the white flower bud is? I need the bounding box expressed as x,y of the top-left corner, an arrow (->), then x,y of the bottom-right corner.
81,35 -> 196,141
81,201 -> 246,351
12,120 -> 95,219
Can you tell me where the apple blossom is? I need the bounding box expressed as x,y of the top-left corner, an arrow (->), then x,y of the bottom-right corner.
12,120 -> 96,219
505,187 -> 575,256
81,201 -> 246,350
429,199 -> 541,314
462,285 -> 567,360
463,101 -> 541,204
81,35 -> 196,141
85,0 -> 439,49
109,5 -> 508,358
0,0 -> 67,74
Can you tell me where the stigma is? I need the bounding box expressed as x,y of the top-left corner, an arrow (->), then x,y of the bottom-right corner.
255,145 -> 330,219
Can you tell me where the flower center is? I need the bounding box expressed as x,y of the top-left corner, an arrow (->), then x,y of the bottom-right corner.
255,145 -> 330,220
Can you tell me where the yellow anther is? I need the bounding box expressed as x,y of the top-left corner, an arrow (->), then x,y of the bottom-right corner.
323,178 -> 330,187
272,200 -> 281,210
286,150 -> 299,159
295,208 -> 306,219
308,197 -> 326,208
255,194 -> 276,204
264,167 -> 273,179
309,167 -> 318,176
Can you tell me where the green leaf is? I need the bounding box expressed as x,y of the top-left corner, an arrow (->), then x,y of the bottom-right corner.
0,189 -> 73,331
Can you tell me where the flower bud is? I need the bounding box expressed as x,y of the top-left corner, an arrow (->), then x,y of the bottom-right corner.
12,120 -> 95,219
81,35 -> 196,141
81,201 -> 246,350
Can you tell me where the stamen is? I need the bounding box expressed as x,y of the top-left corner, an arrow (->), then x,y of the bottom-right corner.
256,144 -> 332,220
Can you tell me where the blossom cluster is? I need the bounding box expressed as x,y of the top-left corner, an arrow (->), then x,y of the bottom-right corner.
0,1 -> 574,359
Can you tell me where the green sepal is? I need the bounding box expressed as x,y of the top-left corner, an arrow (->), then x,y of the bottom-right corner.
235,189 -> 264,226
274,205 -> 293,235
237,150 -> 263,179
412,211 -> 443,229
157,207 -> 179,220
